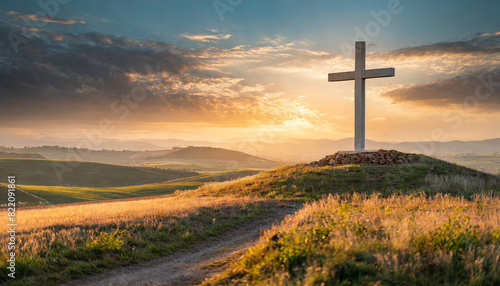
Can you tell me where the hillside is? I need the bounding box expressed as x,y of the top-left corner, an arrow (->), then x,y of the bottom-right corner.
0,151 -> 45,159
0,146 -> 138,165
189,154 -> 499,200
2,170 -> 260,206
0,146 -> 275,168
141,146 -> 270,161
436,153 -> 500,175
0,158 -> 199,187
201,155 -> 500,285
2,153 -> 500,285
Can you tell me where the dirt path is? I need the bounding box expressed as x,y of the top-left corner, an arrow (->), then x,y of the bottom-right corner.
65,201 -> 303,286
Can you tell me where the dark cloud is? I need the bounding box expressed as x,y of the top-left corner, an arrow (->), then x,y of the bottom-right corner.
0,24 -> 199,121
379,32 -> 500,58
0,23 -> 313,127
381,70 -> 500,112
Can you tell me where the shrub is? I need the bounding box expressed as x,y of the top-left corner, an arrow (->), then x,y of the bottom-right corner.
86,230 -> 125,254
414,215 -> 480,253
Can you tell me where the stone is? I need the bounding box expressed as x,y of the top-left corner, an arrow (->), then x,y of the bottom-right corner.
310,149 -> 417,167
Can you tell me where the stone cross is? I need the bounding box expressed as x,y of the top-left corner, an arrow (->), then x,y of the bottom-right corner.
328,41 -> 395,151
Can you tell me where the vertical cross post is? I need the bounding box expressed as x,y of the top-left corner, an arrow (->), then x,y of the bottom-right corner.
328,41 -> 395,151
355,41 -> 366,151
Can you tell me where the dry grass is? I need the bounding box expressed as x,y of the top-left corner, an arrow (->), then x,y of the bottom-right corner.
425,174 -> 498,194
0,183 -> 268,285
209,193 -> 500,285
0,193 -> 261,233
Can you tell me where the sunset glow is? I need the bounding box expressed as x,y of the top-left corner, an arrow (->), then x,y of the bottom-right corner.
0,1 -> 499,148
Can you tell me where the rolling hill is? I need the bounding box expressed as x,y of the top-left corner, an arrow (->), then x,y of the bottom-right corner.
0,158 -> 261,206
0,158 -> 199,187
0,146 -> 276,168
0,151 -> 45,159
3,137 -> 500,165
140,146 -> 270,161
4,170 -> 260,205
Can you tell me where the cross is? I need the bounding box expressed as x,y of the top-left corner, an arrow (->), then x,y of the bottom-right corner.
328,41 -> 395,151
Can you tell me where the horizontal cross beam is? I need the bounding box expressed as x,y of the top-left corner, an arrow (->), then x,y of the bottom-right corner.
328,68 -> 395,82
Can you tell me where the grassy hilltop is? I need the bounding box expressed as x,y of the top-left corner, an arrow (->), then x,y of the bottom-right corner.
204,155 -> 500,285
1,153 -> 500,285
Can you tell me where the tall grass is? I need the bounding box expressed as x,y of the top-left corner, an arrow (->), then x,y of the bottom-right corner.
425,174 -> 498,195
0,195 -> 261,233
0,192 -> 268,285
208,193 -> 500,285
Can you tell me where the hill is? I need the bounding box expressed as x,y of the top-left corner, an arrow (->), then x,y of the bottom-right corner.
0,151 -> 45,159
234,137 -> 500,162
201,155 -> 500,285
4,170 -> 259,206
140,146 -> 270,161
0,158 -> 199,187
2,153 -> 500,285
0,146 -> 138,165
3,137 -> 500,164
0,146 -> 276,169
436,153 -> 500,175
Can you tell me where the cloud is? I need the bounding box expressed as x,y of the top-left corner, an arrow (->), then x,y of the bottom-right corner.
381,70 -> 500,112
5,11 -> 86,25
182,33 -> 231,42
380,32 -> 500,58
0,24 -> 318,128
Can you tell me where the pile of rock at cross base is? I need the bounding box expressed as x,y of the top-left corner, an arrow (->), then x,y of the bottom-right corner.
310,149 -> 418,167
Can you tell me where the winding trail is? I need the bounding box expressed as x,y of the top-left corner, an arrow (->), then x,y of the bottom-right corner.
65,201 -> 303,286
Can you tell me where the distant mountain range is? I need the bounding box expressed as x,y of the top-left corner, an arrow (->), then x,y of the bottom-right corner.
231,138 -> 500,162
1,137 -> 499,164
0,151 -> 45,159
0,146 -> 273,166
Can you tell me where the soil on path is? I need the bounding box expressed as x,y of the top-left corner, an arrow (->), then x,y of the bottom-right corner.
65,201 -> 303,286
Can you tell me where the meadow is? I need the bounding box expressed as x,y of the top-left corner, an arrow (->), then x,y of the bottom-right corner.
9,169 -> 259,205
208,193 -> 500,285
1,154 -> 500,285
15,181 -> 203,204
0,157 -> 259,206
435,153 -> 500,175
0,193 -> 271,285
0,159 -> 199,187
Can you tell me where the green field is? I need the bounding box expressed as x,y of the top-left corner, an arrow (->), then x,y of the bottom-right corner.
14,170 -> 258,205
143,159 -> 282,172
17,181 -> 203,204
0,158 -> 261,205
0,159 -> 200,187
166,170 -> 260,183
436,153 -> 500,175
0,184 -> 48,207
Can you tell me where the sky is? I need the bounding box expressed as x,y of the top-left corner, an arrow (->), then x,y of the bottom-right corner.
0,0 -> 499,147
